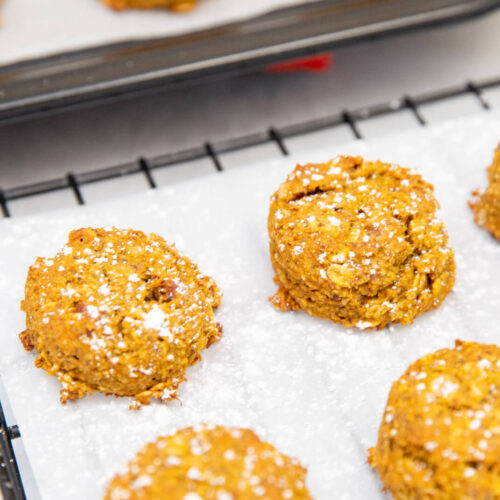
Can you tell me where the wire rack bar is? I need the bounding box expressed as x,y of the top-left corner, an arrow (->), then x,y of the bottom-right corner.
402,96 -> 427,125
204,143 -> 224,172
467,81 -> 491,110
341,111 -> 363,139
67,173 -> 85,205
0,191 -> 10,218
139,158 -> 157,189
0,402 -> 25,500
268,128 -> 289,156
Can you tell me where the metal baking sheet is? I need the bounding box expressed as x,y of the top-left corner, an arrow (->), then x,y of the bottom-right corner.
1,0 -> 323,67
0,110 -> 499,499
1,0 -> 499,123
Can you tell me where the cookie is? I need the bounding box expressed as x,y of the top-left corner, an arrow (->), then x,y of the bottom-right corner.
20,227 -> 221,409
103,424 -> 312,499
102,0 -> 197,12
369,340 -> 500,500
470,143 -> 500,240
268,156 -> 455,329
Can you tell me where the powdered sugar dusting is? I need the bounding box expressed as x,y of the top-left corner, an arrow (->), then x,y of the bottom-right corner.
1,112 -> 500,500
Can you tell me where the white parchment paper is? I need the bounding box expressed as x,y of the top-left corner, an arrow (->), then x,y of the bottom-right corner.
0,0 -> 316,66
1,112 -> 500,499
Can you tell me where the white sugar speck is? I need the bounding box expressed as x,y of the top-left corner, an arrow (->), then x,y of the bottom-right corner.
97,284 -> 110,296
217,492 -> 233,500
469,419 -> 481,430
327,216 -> 341,227
86,305 -> 99,319
143,306 -> 167,330
424,442 -> 438,452
356,321 -> 373,330
131,475 -> 152,489
431,377 -> 459,397
478,358 -> 491,370
166,456 -> 181,466
183,494 -> 203,500
187,467 -> 202,480
109,488 -> 130,500
464,467 -> 476,478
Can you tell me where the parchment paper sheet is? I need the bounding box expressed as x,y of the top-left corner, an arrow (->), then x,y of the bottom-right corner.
0,0 -> 317,66
1,111 -> 500,499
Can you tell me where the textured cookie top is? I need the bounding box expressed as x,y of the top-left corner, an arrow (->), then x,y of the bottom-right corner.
369,340 -> 500,500
470,142 -> 500,240
21,227 -> 221,408
268,156 -> 455,329
103,425 -> 312,500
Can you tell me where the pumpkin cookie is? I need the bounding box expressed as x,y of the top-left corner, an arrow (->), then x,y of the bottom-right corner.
470,143 -> 500,240
102,0 -> 197,12
268,156 -> 455,329
103,424 -> 312,500
20,227 -> 221,409
369,340 -> 500,500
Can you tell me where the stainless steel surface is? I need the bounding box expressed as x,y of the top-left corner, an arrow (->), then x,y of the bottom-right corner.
2,7 -> 500,192
1,0 -> 499,122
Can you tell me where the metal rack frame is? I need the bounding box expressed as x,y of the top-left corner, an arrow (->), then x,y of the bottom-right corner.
0,76 -> 496,218
0,75 -> 498,499
0,402 -> 24,500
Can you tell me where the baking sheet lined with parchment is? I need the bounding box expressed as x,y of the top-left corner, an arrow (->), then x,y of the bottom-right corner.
1,112 -> 500,499
0,0 -> 317,67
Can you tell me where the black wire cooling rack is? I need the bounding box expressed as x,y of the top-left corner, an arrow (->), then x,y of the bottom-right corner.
0,76 -> 497,219
0,400 -> 24,500
0,74 -> 499,499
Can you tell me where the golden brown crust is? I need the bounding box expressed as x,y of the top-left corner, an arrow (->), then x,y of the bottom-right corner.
103,425 -> 312,500
369,340 -> 500,500
268,280 -> 300,312
21,227 -> 221,409
470,143 -> 500,240
102,0 -> 197,12
268,156 -> 455,330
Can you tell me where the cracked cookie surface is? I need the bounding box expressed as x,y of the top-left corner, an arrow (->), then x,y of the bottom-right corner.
268,156 -> 455,330
20,227 -> 221,408
369,340 -> 500,500
470,143 -> 500,241
103,424 -> 312,500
